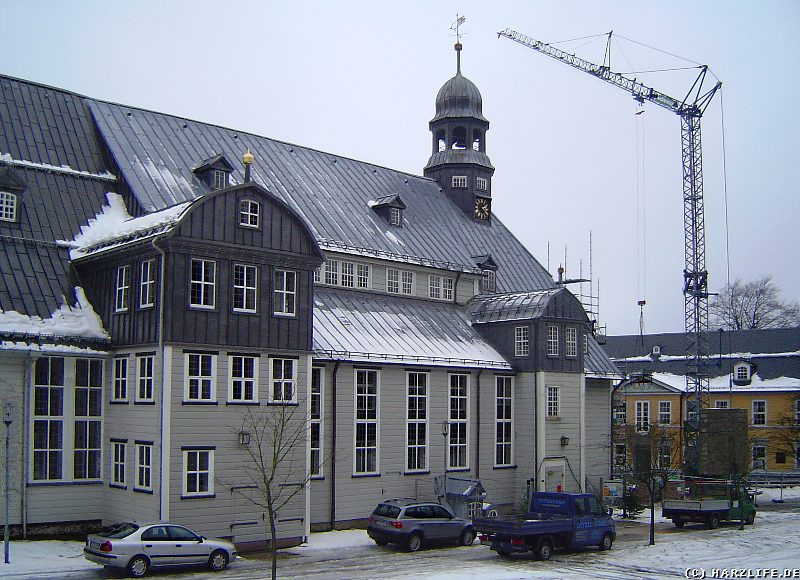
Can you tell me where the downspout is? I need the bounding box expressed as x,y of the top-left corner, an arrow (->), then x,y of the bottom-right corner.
152,236 -> 169,521
329,361 -> 341,530
474,369 -> 482,480
21,354 -> 32,538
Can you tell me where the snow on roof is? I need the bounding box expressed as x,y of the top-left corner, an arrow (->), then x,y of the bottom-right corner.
0,152 -> 116,182
64,192 -> 192,259
652,371 -> 800,392
0,287 -> 109,341
614,350 -> 800,364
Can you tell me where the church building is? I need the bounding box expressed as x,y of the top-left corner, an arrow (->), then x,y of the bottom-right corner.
0,42 -> 619,549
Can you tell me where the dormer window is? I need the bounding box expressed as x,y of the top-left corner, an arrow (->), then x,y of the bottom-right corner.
193,154 -> 234,191
480,269 -> 496,292
370,194 -> 405,227
239,199 -> 260,229
212,170 -> 228,190
0,191 -> 17,222
390,207 -> 401,226
735,364 -> 751,382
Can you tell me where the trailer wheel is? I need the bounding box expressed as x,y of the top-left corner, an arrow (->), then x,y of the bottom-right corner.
673,518 -> 685,528
599,532 -> 613,550
535,538 -> 553,561
745,511 -> 756,525
707,513 -> 720,529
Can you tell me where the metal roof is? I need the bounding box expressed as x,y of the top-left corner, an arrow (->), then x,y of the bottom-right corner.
468,289 -> 559,323
313,287 -> 510,370
87,100 -> 553,294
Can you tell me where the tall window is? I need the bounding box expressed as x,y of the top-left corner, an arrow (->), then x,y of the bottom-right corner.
795,400 -> 800,425
406,372 -> 428,472
212,169 -> 227,190
514,326 -> 529,357
136,354 -> 154,403
495,376 -> 513,467
481,270 -> 496,292
448,374 -> 468,469
565,327 -> 578,357
115,265 -> 130,312
310,368 -> 323,477
613,401 -> 627,423
274,269 -> 296,316
0,191 -> 17,221
401,271 -> 414,295
135,442 -> 153,492
270,358 -> 296,404
325,259 -> 339,285
658,401 -> 672,425
341,262 -> 354,287
635,401 -> 650,432
547,325 -> 559,356
239,199 -> 260,228
185,353 -> 215,402
390,207 -> 401,226
752,443 -> 766,470
752,400 -> 766,425
140,259 -> 155,308
229,355 -> 258,403
387,269 -> 399,293
189,258 -> 216,308
32,357 -> 64,480
113,357 -> 128,402
357,264 -> 370,289
183,448 -> 214,496
657,439 -> 671,469
74,359 -> 102,480
111,440 -> 126,487
233,264 -> 257,313
546,386 -> 559,417
614,444 -> 627,466
355,370 -> 379,474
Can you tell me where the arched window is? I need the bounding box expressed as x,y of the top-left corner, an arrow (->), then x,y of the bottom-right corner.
451,127 -> 467,150
436,130 -> 446,153
472,129 -> 482,152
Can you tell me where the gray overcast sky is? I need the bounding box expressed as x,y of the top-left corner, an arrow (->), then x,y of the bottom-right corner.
2,0 -> 798,336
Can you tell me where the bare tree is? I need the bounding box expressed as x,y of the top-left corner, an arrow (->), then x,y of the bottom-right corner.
710,275 -> 800,330
771,396 -> 800,469
233,403 -> 313,580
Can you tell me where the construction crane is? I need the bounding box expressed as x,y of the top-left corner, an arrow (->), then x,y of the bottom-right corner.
498,28 -> 722,475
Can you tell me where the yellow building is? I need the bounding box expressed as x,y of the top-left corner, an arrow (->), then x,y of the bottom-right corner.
605,328 -> 800,476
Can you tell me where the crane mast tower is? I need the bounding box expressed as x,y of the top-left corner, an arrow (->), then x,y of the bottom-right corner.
498,28 -> 722,475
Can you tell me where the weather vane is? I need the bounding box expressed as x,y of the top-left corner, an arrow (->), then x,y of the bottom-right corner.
451,14 -> 466,43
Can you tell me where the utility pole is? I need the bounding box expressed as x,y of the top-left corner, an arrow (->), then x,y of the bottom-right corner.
4,402 -> 13,564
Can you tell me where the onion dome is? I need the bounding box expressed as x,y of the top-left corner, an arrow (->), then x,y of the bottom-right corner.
431,43 -> 487,122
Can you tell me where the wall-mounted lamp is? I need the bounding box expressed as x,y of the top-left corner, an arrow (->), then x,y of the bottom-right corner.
560,435 -> 570,447
239,431 -> 251,446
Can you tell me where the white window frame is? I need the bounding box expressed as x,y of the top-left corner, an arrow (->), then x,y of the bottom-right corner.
184,353 -> 216,402
233,264 -> 258,313
269,357 -> 297,404
239,199 -> 260,228
514,326 -> 529,357
183,448 -> 214,497
387,268 -> 399,293
481,269 -> 496,292
547,325 -> 559,357
714,399 -> 729,409
406,372 -> 429,473
452,175 -> 467,188
401,271 -> 414,295
357,264 -> 371,289
735,364 -> 751,382
325,259 -> 339,285
752,400 -> 767,426
73,359 -> 103,481
31,357 -> 64,481
310,367 -> 324,478
111,440 -> 126,488
273,269 -> 296,317
613,401 -> 627,423
565,327 -> 578,358
115,265 -> 130,313
112,356 -> 129,402
583,334 -> 589,354
795,399 -> 800,425
354,369 -> 379,475
212,169 -> 227,190
546,386 -> 560,418
135,442 -> 153,492
429,275 -> 442,300
495,376 -> 513,467
390,207 -> 401,226
135,354 -> 155,403
139,259 -> 155,308
476,177 -> 488,191
340,261 -> 355,287
228,355 -> 258,403
635,400 -> 650,432
0,191 -> 17,221
752,443 -> 767,470
448,373 -> 469,470
189,258 -> 216,309
658,400 -> 672,425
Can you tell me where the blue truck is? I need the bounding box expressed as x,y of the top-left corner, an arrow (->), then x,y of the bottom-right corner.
473,492 -> 616,560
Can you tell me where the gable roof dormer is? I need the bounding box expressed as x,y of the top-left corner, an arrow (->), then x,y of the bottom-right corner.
732,360 -> 756,386
0,166 -> 27,223
369,194 -> 406,227
193,153 -> 235,190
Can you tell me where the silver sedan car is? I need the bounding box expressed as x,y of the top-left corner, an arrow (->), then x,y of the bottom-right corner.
83,522 -> 236,577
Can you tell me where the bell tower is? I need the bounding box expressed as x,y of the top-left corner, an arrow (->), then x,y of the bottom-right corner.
424,41 -> 495,221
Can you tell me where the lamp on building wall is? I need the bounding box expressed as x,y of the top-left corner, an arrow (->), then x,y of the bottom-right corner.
238,431 -> 251,446
4,402 -> 13,564
560,435 -> 570,447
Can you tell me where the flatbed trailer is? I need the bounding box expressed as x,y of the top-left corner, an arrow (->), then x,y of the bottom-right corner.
662,479 -> 756,529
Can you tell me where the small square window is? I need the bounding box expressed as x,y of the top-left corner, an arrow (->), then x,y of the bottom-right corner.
239,199 -> 260,228
476,177 -> 488,191
452,175 -> 467,188
270,358 -> 296,404
0,191 -> 18,222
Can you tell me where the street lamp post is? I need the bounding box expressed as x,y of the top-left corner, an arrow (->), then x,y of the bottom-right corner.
4,402 -> 12,564
441,420 -> 449,500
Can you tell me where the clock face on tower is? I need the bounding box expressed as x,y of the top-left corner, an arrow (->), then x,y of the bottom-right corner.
474,196 -> 491,220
